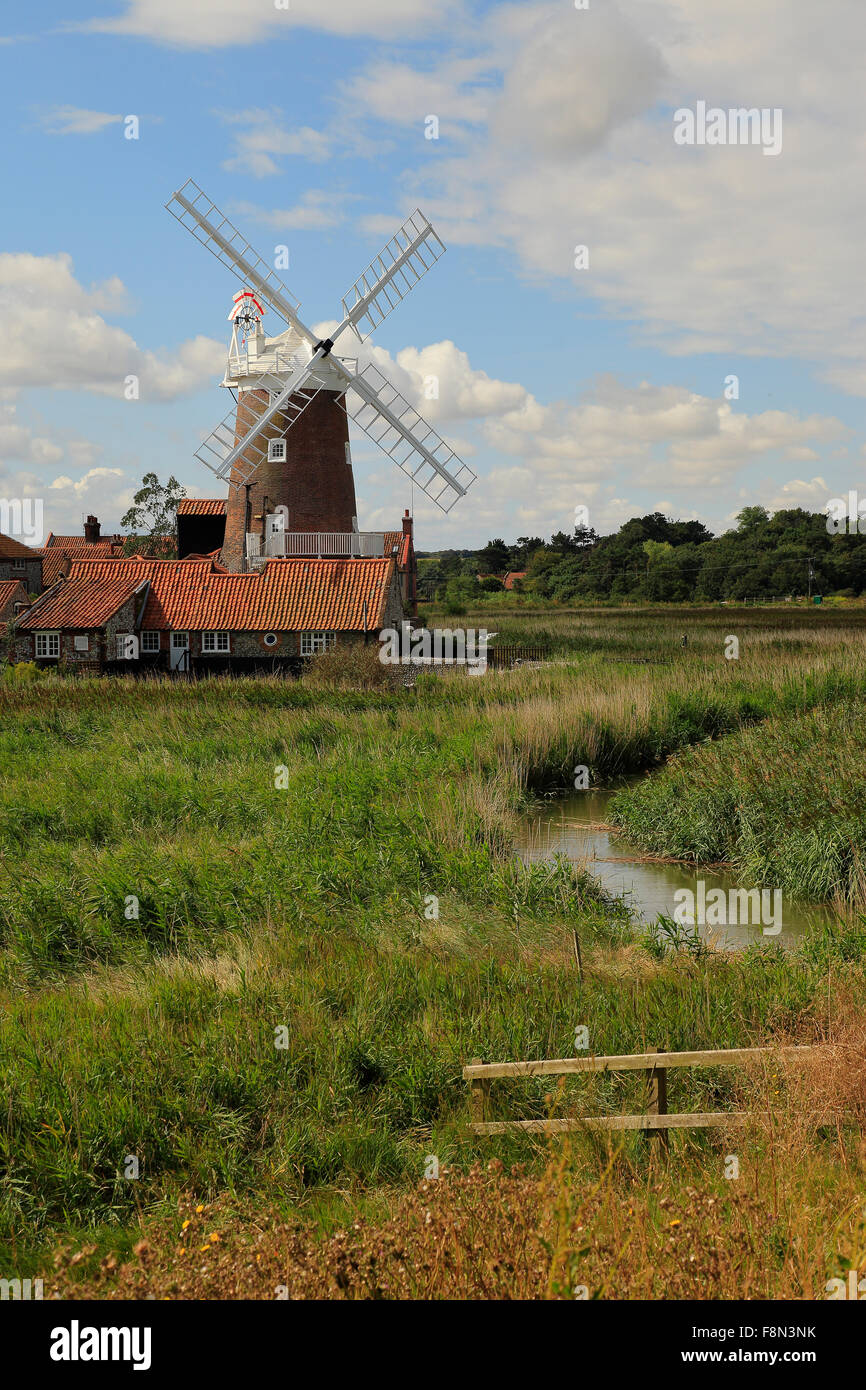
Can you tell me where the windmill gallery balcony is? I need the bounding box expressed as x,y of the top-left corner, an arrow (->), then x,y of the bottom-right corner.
245,531 -> 391,565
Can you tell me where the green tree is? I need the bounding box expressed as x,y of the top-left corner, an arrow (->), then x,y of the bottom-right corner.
476,538 -> 511,574
121,473 -> 186,558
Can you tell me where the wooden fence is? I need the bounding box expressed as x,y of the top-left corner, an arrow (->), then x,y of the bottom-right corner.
465,1045 -> 817,1138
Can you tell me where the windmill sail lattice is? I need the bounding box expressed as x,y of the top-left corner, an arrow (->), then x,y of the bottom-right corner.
339,364 -> 474,513
195,370 -> 325,485
166,180 -> 306,333
166,180 -> 477,514
340,211 -> 446,343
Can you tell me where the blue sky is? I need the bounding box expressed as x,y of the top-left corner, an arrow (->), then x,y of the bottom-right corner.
2,0 -> 865,549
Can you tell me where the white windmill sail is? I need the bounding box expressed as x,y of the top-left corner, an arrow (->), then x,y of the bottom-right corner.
165,179 -> 310,341
336,363 -> 476,513
338,210 -> 446,343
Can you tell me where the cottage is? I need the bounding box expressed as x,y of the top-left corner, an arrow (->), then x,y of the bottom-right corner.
13,572 -> 151,669
0,580 -> 30,626
11,553 -> 404,674
0,533 -> 43,593
176,498 -> 418,616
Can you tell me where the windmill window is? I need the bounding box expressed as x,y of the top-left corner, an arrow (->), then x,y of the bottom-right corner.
202,631 -> 230,653
301,631 -> 335,656
268,439 -> 287,463
35,632 -> 60,659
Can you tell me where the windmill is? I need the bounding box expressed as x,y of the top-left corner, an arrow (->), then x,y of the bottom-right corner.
165,180 -> 477,571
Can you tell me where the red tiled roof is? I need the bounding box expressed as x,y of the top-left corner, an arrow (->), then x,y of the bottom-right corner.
38,542 -> 125,589
66,556 -> 396,632
503,571 -> 527,590
43,533 -> 124,550
0,580 -> 29,616
383,531 -> 413,567
143,558 -> 395,631
176,498 -> 227,516
18,574 -> 148,631
68,558 -> 217,584
0,532 -> 41,560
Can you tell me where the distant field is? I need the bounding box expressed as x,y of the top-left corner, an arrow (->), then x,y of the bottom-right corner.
1,608 -> 864,1298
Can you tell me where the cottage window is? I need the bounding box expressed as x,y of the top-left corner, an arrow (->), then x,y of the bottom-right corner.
35,632 -> 60,659
141,631 -> 160,653
12,559 -> 26,572
74,636 -> 89,653
301,631 -> 336,656
202,631 -> 230,653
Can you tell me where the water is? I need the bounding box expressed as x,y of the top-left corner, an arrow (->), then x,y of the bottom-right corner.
515,782 -> 835,952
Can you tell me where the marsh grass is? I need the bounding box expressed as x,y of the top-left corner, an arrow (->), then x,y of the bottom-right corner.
1,608 -> 865,1292
611,701 -> 866,908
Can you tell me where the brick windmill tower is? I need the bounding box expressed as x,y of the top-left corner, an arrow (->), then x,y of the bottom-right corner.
166,181 -> 477,572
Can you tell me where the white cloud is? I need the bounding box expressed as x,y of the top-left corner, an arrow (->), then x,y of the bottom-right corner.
363,339 -> 530,423
342,0 -> 866,396
488,3 -> 665,158
340,56 -> 495,136
0,404 -> 63,467
767,476 -> 833,511
39,106 -> 122,135
79,0 -> 464,45
0,253 -> 224,400
329,332 -> 850,543
217,110 -> 331,176
0,459 -> 135,542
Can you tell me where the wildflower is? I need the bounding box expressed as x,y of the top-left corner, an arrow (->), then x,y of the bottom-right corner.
181,1220 -> 191,1231
196,1204 -> 205,1214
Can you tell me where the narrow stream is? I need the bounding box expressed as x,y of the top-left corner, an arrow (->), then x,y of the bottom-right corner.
515,782 -> 836,952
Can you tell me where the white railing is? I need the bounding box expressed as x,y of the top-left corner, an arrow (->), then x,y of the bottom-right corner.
265,531 -> 388,558
227,350 -> 359,384
246,531 -> 390,562
227,347 -> 300,381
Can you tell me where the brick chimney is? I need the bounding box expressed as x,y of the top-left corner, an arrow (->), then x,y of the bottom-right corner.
402,508 -> 413,538
84,515 -> 101,543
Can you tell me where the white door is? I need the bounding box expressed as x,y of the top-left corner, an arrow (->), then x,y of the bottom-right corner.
170,632 -> 189,672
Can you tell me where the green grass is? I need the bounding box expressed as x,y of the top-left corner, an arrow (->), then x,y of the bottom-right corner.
1,608 -> 866,1280
610,700 -> 866,909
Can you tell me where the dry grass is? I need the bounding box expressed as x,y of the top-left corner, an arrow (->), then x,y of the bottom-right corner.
48,1015 -> 866,1301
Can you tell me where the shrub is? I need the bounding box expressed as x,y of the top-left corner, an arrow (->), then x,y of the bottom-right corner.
304,641 -> 402,690
2,661 -> 46,686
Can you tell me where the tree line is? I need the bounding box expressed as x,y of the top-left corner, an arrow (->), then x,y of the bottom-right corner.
418,507 -> 866,605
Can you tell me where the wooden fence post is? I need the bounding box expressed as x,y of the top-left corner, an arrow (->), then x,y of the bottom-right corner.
646,1046 -> 669,1150
469,1058 -> 490,1125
